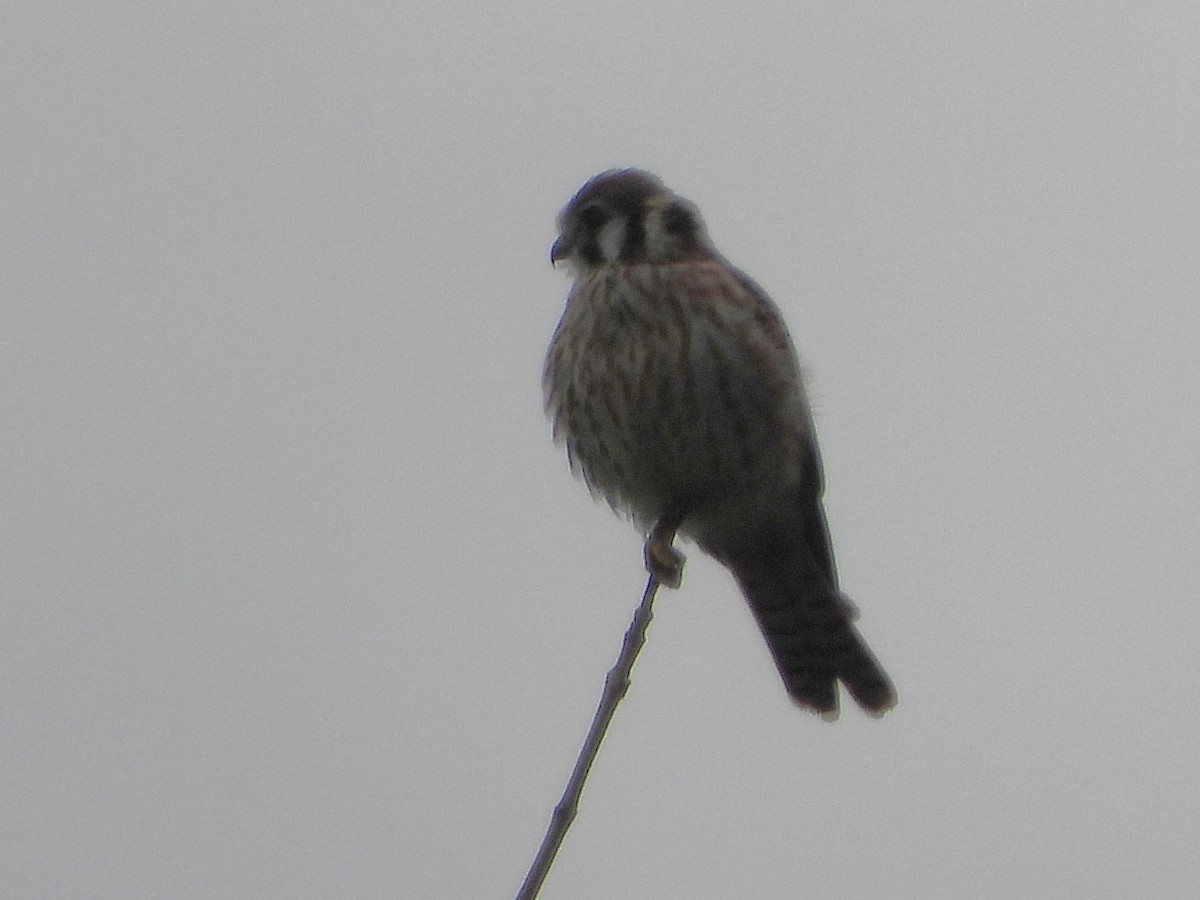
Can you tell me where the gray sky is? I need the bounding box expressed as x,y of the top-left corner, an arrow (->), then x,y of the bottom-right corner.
5,3 -> 1199,898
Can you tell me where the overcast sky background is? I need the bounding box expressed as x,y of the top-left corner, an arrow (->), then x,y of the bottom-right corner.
5,3 -> 1200,898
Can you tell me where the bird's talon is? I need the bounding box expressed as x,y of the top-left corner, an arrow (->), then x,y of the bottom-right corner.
645,539 -> 685,589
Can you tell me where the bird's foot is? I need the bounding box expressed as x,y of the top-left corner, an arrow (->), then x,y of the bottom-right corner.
644,532 -> 685,590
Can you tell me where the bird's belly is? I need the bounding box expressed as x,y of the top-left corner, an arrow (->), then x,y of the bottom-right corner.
545,265 -> 807,531
556,338 -> 798,531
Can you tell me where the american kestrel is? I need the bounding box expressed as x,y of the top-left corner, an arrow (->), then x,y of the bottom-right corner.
543,169 -> 895,718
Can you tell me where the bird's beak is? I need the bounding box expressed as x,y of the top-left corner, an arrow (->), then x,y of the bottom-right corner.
550,235 -> 571,267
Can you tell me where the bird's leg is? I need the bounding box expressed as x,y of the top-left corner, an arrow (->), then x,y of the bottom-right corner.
644,508 -> 686,590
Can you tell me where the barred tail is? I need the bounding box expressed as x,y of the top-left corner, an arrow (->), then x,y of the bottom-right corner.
726,544 -> 896,719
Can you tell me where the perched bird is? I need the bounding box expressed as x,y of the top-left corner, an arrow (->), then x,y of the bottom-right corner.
543,169 -> 895,718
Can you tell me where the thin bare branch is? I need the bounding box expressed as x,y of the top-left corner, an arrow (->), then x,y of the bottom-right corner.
515,572 -> 663,900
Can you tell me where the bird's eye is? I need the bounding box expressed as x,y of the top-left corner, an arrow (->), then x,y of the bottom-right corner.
661,202 -> 694,236
577,204 -> 609,231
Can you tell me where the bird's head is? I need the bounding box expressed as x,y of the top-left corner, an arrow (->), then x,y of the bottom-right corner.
550,169 -> 712,272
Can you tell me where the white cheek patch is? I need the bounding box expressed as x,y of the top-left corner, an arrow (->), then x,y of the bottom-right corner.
597,218 -> 627,263
643,209 -> 670,259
